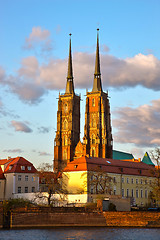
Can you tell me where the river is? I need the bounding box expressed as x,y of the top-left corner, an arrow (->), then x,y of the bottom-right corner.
0,227 -> 160,240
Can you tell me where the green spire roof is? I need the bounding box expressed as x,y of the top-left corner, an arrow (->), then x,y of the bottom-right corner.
142,152 -> 155,166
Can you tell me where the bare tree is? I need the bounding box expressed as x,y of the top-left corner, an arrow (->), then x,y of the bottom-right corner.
81,167 -> 113,195
150,148 -> 160,206
36,163 -> 68,206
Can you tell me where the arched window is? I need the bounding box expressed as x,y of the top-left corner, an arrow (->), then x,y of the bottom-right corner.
63,149 -> 67,160
92,134 -> 96,144
64,120 -> 68,130
63,135 -> 68,146
92,148 -> 96,157
92,98 -> 95,107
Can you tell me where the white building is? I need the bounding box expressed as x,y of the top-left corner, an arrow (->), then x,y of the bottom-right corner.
0,156 -> 39,199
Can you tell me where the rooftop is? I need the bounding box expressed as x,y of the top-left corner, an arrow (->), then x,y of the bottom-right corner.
63,156 -> 155,177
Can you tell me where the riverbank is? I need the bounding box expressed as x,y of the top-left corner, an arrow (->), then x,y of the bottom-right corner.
1,210 -> 160,228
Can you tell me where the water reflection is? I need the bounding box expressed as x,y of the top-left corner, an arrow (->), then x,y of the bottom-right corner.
0,227 -> 160,240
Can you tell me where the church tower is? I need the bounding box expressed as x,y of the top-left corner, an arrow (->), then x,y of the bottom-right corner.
83,29 -> 113,159
54,34 -> 80,172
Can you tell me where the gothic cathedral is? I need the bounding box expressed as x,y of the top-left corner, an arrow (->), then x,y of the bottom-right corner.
54,30 -> 113,172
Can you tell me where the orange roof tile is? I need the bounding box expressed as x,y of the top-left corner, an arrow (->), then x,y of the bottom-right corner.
63,156 -> 155,177
3,157 -> 37,174
0,166 -> 5,179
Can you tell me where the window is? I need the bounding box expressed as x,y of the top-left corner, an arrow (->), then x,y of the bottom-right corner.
145,190 -> 147,198
131,189 -> 134,198
32,176 -> 35,182
21,166 -> 25,170
63,149 -> 67,160
92,148 -> 96,157
91,134 -> 96,144
150,180 -> 152,185
140,179 -> 143,184
18,187 -> 21,193
113,177 -> 116,183
127,189 -> 129,198
18,175 -> 21,181
74,165 -> 78,169
131,178 -> 134,184
9,165 -> 12,170
64,120 -> 68,130
141,189 -> 143,198
25,175 -> 28,181
92,98 -> 95,107
136,189 -> 138,198
32,187 -> 35,193
25,187 -> 28,193
127,178 -> 129,184
145,180 -> 147,184
136,179 -> 138,184
114,189 -> 116,195
27,166 -> 31,171
122,177 -> 124,183
63,135 -> 68,146
91,188 -> 93,194
122,189 -> 124,197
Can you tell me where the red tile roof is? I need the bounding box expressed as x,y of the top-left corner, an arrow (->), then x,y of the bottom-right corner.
0,166 -> 5,179
63,156 -> 155,177
0,157 -> 37,174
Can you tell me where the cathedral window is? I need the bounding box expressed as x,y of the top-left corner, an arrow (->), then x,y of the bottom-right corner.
63,135 -> 68,146
63,149 -> 67,160
91,134 -> 96,144
92,148 -> 96,157
92,98 -> 95,107
64,103 -> 68,113
64,120 -> 68,130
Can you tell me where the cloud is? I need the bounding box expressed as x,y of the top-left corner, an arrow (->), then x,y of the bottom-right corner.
101,44 -> 110,53
11,120 -> 33,133
38,126 -> 50,134
38,151 -> 52,156
0,66 -> 6,84
113,99 -> 160,147
24,26 -> 52,53
1,51 -> 160,104
55,24 -> 61,34
3,149 -> 24,153
6,57 -> 47,104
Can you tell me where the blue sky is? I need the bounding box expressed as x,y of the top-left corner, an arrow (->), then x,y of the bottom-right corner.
1,0 -> 160,167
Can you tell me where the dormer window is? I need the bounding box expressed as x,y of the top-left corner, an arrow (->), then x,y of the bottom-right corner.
21,166 -> 25,170
9,166 -> 12,170
27,166 -> 31,171
74,165 -> 78,169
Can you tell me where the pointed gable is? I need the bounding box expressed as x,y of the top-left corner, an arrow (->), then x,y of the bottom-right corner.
142,152 -> 155,166
0,166 -> 5,179
74,141 -> 85,158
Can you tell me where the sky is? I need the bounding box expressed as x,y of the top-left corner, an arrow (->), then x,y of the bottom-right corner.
1,0 -> 160,167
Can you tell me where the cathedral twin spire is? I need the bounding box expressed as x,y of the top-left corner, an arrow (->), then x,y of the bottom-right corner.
65,29 -> 102,94
65,34 -> 74,94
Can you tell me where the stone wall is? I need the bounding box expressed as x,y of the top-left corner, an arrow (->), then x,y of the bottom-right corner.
103,212 -> 160,227
2,211 -> 160,228
11,212 -> 106,228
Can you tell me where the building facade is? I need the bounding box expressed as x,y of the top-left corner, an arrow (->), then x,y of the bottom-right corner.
0,157 -> 39,199
63,156 -> 156,207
